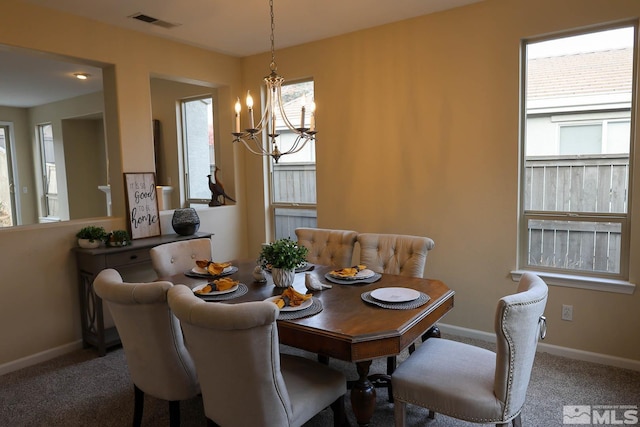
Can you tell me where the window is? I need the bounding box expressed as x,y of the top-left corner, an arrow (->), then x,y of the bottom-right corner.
181,96 -> 215,203
0,124 -> 16,226
38,123 -> 58,218
520,25 -> 635,281
270,80 -> 317,240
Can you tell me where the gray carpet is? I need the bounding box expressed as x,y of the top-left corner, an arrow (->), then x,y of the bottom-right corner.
1,335 -> 638,426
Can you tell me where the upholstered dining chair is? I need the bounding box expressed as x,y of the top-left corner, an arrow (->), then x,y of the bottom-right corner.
93,269 -> 200,427
391,272 -> 548,427
357,233 -> 436,397
167,284 -> 348,427
149,238 -> 212,278
357,233 -> 435,278
295,227 -> 358,268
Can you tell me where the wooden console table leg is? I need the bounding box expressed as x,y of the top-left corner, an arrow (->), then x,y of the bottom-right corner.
351,360 -> 376,427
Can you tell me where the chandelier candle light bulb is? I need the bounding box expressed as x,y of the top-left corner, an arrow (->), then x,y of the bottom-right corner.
246,91 -> 255,129
234,98 -> 241,133
309,102 -> 316,131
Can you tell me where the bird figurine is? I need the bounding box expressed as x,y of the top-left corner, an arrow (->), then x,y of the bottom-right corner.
253,265 -> 267,283
208,166 -> 236,206
305,273 -> 332,291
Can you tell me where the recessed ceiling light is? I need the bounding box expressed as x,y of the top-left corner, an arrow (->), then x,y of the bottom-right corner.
74,72 -> 90,80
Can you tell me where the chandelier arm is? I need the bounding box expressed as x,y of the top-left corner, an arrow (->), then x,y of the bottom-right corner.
236,136 -> 277,157
253,99 -> 270,133
280,135 -> 304,155
281,135 -> 314,156
274,84 -> 301,133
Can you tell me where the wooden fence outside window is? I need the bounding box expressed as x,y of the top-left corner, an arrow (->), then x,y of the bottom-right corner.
524,155 -> 628,273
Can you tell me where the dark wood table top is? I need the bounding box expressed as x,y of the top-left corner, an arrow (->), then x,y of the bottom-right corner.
166,259 -> 455,363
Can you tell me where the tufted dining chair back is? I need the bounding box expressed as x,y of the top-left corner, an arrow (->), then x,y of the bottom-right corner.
357,233 -> 435,278
295,227 -> 358,268
93,269 -> 199,427
391,273 -> 548,427
150,238 -> 212,278
167,285 -> 347,427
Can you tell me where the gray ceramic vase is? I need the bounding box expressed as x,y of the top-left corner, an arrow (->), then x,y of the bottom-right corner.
171,208 -> 200,236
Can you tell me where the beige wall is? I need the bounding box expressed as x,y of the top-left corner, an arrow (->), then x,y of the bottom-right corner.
62,116 -> 107,219
29,91 -> 107,221
0,0 -> 639,370
0,0 -> 246,368
240,0 -> 640,361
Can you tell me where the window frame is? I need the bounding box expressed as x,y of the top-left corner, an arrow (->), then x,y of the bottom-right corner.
516,22 -> 637,293
267,78 -> 318,241
0,122 -> 19,226
37,123 -> 58,220
180,94 -> 215,205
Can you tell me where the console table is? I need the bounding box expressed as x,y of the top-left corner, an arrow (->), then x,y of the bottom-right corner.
73,232 -> 212,355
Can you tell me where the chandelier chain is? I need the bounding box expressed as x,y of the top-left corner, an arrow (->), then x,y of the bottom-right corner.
269,0 -> 277,72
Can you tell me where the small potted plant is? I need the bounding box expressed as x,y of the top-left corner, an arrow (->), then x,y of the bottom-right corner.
106,229 -> 130,247
258,238 -> 308,288
76,226 -> 107,249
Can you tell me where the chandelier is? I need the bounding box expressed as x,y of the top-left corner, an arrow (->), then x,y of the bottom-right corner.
231,0 -> 316,163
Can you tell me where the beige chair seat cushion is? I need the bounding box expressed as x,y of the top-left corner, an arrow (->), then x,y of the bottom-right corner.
280,354 -> 347,427
392,338 -> 503,423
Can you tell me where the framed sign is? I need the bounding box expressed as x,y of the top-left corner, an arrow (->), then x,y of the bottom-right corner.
124,172 -> 161,239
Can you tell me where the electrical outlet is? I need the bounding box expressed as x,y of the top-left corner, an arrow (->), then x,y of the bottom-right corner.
562,304 -> 573,321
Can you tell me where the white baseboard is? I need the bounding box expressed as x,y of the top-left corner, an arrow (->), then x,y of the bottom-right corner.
3,326 -> 640,376
439,324 -> 640,372
0,340 -> 83,376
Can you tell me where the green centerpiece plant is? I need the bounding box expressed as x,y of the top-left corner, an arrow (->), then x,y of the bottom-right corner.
76,226 -> 107,249
258,238 -> 308,287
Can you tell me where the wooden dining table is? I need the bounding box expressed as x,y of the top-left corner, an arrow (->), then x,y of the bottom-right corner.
163,259 -> 454,426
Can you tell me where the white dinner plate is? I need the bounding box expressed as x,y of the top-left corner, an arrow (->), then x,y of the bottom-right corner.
328,268 -> 375,280
191,265 -> 234,276
370,287 -> 420,303
193,283 -> 239,296
265,295 -> 313,312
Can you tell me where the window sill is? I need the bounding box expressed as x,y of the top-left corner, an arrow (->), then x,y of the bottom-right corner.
510,270 -> 636,295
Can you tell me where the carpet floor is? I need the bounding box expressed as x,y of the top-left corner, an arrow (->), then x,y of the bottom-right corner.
1,334 -> 638,426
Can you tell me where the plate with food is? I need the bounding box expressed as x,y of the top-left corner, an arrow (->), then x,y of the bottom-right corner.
265,287 -> 313,311
328,265 -> 375,280
370,287 -> 420,303
193,278 -> 240,296
265,295 -> 313,311
187,260 -> 238,278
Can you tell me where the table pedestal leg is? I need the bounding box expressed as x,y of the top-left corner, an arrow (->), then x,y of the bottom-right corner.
351,360 -> 376,427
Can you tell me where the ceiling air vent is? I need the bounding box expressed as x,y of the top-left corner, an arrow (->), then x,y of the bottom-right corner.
129,13 -> 181,29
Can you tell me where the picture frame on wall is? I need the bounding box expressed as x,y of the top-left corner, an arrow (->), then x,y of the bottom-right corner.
123,172 -> 161,239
